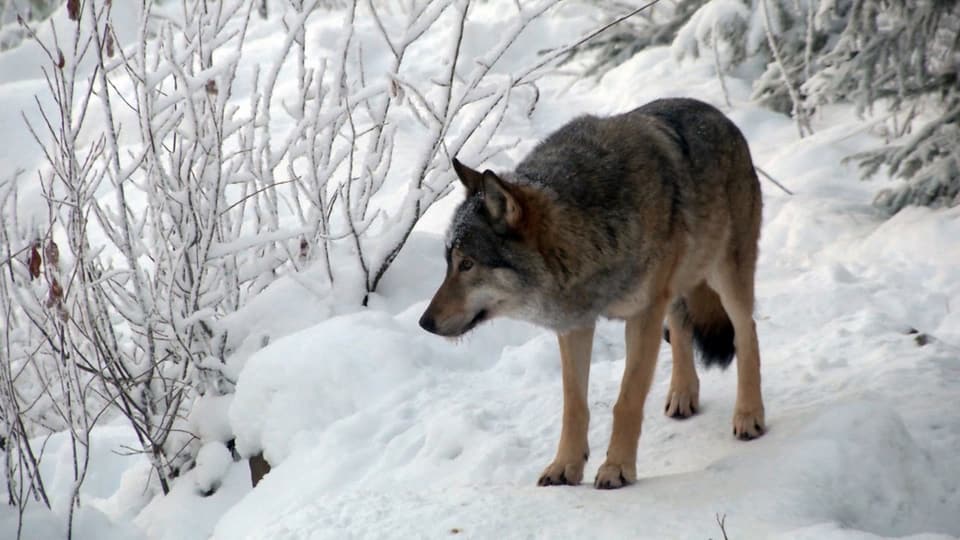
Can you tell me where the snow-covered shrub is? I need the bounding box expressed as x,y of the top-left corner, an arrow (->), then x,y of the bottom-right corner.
2,0 -> 571,531
671,0 -> 750,70
806,0 -> 960,212
562,0 -> 710,77
272,0 -> 553,305
577,0 -> 960,213
0,176 -> 106,538
571,0 -> 821,133
0,0 -> 64,50
0,174 -> 53,537
690,0 -> 959,212
864,102 -> 960,212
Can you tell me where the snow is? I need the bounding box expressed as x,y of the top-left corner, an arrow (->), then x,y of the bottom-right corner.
2,1 -> 960,539
193,442 -> 234,495
0,423 -> 149,540
133,458 -> 249,540
672,0 -> 751,67
215,400 -> 958,539
189,394 -> 236,444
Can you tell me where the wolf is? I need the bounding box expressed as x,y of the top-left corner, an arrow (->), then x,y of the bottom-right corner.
419,97 -> 765,489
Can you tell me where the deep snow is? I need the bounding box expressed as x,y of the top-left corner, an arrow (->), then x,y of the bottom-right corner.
2,1 -> 959,539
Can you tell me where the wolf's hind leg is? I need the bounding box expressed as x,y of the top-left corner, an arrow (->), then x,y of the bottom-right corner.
595,296 -> 669,489
664,305 -> 700,419
710,261 -> 765,440
538,324 -> 594,486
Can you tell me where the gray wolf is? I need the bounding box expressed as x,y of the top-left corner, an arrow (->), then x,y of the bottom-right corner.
419,98 -> 765,489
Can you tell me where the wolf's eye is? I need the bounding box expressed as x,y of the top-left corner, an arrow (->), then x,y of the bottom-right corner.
458,259 -> 474,272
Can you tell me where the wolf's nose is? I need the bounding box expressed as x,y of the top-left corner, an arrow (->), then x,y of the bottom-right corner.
419,313 -> 437,333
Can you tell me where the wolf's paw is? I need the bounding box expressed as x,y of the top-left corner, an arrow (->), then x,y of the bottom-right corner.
593,462 -> 636,490
732,405 -> 765,440
664,386 -> 699,419
537,458 -> 586,486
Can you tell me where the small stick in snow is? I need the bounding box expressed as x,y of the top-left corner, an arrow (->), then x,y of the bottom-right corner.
715,513 -> 730,540
755,166 -> 794,195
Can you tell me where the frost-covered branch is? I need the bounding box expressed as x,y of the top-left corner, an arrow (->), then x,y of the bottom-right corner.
3,0 -> 602,519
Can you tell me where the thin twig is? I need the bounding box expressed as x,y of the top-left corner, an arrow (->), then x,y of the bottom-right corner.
760,0 -> 811,138
756,166 -> 794,195
712,21 -> 732,109
517,0 -> 662,84
715,513 -> 730,540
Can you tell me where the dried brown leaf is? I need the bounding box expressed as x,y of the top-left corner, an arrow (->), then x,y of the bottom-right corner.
45,240 -> 59,267
105,25 -> 115,58
67,0 -> 80,21
28,244 -> 42,280
46,278 -> 63,308
299,238 -> 309,261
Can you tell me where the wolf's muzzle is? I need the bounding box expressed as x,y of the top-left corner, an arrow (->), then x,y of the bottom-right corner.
418,312 -> 438,334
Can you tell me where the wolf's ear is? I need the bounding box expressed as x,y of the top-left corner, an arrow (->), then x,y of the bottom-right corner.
481,171 -> 522,232
452,158 -> 484,195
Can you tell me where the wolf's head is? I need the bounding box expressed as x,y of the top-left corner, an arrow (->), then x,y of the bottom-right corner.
418,159 -> 544,337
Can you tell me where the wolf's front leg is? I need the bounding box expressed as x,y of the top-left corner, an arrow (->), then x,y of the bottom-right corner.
596,298 -> 668,489
538,325 -> 594,486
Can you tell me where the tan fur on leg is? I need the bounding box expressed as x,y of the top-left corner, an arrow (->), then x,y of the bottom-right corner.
538,325 -> 594,486
664,311 -> 700,418
595,295 -> 669,489
729,314 -> 764,439
709,260 -> 765,440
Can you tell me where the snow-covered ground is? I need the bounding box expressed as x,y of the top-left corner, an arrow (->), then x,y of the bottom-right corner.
2,2 -> 959,539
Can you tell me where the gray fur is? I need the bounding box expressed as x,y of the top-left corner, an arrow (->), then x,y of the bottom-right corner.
432,98 -> 760,333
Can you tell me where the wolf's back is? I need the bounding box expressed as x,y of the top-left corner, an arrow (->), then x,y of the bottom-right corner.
516,98 -> 760,221
632,97 -> 760,193
507,98 -> 761,343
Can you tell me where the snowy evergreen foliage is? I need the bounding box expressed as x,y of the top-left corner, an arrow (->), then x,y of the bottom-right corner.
564,0 -> 710,77
0,0 -> 62,24
0,0 -> 63,49
809,0 -> 960,212
583,0 -> 960,213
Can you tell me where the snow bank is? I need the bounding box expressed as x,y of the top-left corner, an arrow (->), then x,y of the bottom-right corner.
133,460 -> 250,540
214,399 -> 959,539
229,306 -> 541,465
0,424 -> 147,540
229,310 -> 440,463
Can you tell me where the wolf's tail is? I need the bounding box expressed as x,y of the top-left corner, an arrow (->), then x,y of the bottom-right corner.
664,284 -> 736,369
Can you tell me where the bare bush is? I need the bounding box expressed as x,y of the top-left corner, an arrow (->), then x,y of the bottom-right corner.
0,174 -> 53,540
2,0 -> 579,530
